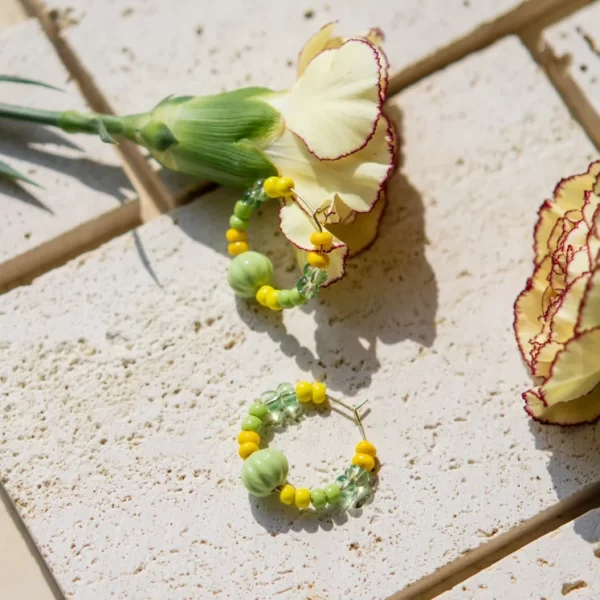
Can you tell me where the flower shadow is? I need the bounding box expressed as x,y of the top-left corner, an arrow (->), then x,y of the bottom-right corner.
173,106 -> 437,397
528,419 -> 600,541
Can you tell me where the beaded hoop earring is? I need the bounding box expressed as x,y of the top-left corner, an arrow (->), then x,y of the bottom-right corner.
226,177 -> 333,311
236,381 -> 378,511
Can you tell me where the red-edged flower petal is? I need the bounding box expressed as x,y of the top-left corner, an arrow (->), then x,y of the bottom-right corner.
524,384 -> 600,425
539,326 -> 600,406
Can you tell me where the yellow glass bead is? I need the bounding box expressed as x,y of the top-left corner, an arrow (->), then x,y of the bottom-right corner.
296,381 -> 313,403
352,453 -> 375,472
266,288 -> 282,311
310,231 -> 333,250
226,228 -> 248,243
294,488 -> 311,509
264,176 -> 281,198
355,440 -> 377,457
239,442 -> 260,459
275,177 -> 295,198
256,285 -> 274,306
228,241 -> 249,256
238,431 -> 260,445
307,252 -> 330,269
312,382 -> 327,405
279,484 -> 296,505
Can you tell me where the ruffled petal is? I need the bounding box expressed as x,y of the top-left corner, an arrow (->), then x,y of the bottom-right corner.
534,162 -> 600,263
268,39 -> 382,160
540,327 -> 600,405
263,115 -> 394,216
279,200 -> 345,251
328,193 -> 386,257
297,22 -> 338,77
514,256 -> 552,366
577,267 -> 600,333
297,24 -> 388,103
279,200 -> 350,287
525,385 -> 600,425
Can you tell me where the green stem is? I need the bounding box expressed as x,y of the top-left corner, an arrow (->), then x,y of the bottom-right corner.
0,102 -> 143,141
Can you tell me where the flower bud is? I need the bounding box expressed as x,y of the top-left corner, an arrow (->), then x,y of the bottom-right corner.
122,88 -> 282,187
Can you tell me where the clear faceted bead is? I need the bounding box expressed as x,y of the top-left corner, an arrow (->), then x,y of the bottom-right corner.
242,179 -> 269,209
266,401 -> 284,426
297,265 -> 328,300
338,481 -> 358,510
354,483 -> 373,508
259,390 -> 278,406
345,465 -> 370,488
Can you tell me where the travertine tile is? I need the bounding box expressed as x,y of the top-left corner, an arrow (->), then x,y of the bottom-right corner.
1,37 -> 599,599
441,510 -> 600,599
0,19 -> 135,266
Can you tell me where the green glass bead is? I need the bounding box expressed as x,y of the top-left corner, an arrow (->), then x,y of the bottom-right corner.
280,391 -> 299,421
241,448 -> 289,497
234,200 -> 254,220
354,484 -> 373,508
311,488 -> 327,509
324,483 -> 341,505
241,415 -> 262,432
259,390 -> 278,405
277,382 -> 294,398
288,288 -> 307,307
277,289 -> 294,309
249,402 -> 268,420
345,464 -> 370,488
241,179 -> 269,209
266,398 -> 284,426
229,214 -> 249,230
336,472 -> 358,510
339,484 -> 358,510
227,251 -> 273,298
297,265 -> 328,299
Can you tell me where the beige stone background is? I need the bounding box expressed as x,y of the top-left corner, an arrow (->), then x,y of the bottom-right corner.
1,0 -> 600,598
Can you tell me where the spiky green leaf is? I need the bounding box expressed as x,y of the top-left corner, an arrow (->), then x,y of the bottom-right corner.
0,159 -> 40,187
0,75 -> 63,92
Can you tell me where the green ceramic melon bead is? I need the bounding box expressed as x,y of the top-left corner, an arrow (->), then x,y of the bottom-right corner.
227,251 -> 273,298
249,402 -> 268,420
241,448 -> 289,497
241,415 -> 263,432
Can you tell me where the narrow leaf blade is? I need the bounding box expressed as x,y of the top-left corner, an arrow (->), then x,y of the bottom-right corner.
0,75 -> 63,92
0,159 -> 40,187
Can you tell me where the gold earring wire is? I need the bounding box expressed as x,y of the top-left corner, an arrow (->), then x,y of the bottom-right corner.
327,396 -> 370,440
290,187 -> 323,232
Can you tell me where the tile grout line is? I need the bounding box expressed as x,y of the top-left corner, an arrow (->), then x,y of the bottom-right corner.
0,200 -> 141,293
388,480 -> 600,600
388,0 -> 594,95
521,31 -> 600,153
18,0 -> 176,222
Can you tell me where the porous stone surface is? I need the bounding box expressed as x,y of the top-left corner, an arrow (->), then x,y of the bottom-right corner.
441,510 -> 600,599
1,37 -> 599,599
0,19 -> 135,264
